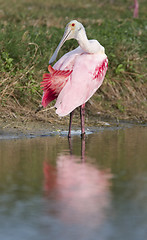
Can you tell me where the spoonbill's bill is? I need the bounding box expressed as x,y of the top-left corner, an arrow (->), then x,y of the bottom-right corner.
41,20 -> 108,137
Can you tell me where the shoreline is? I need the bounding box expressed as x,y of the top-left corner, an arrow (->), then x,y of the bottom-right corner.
0,116 -> 146,140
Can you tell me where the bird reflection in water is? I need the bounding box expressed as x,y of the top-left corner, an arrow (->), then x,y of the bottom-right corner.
43,137 -> 112,228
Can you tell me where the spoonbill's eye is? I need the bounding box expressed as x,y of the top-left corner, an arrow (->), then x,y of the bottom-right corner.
72,23 -> 75,27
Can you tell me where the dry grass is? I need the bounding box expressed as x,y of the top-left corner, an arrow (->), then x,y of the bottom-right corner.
0,0 -> 147,125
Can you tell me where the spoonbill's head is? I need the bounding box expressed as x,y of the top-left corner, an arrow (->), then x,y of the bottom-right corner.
64,20 -> 85,40
49,20 -> 85,64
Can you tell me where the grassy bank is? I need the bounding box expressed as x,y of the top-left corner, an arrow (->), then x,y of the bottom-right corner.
0,0 -> 147,126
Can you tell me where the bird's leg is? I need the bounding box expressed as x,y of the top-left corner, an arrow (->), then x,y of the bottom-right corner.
81,134 -> 85,161
68,137 -> 73,154
68,110 -> 74,138
80,103 -> 85,137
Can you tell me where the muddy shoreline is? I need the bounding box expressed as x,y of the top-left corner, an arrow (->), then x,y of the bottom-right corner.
0,115 -> 146,140
1,103 -> 147,140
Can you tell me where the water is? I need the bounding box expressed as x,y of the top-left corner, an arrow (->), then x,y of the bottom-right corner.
0,125 -> 147,240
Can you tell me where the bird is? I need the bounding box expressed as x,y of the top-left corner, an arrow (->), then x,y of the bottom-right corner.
40,20 -> 108,137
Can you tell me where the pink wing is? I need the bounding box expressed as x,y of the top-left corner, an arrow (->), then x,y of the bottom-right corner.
41,65 -> 72,107
55,53 -> 108,116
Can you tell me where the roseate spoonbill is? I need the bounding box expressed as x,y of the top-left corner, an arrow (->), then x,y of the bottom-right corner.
41,20 -> 108,137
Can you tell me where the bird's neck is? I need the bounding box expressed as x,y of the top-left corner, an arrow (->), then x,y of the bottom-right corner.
76,29 -> 104,54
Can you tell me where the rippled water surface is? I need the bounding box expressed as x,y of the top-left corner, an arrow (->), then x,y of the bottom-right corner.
0,125 -> 147,240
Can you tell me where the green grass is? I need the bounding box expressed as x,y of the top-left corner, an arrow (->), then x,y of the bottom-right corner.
0,0 -> 147,121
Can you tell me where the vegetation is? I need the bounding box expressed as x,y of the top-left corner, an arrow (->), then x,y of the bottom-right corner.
0,0 -> 147,124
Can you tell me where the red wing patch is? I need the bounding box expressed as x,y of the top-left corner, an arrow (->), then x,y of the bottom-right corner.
41,65 -> 72,107
93,58 -> 108,81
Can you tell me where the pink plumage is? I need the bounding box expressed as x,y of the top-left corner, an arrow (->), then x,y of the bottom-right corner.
41,50 -> 108,116
41,65 -> 72,107
40,20 -> 108,137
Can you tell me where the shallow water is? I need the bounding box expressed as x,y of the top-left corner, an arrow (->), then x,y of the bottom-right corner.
0,125 -> 147,240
